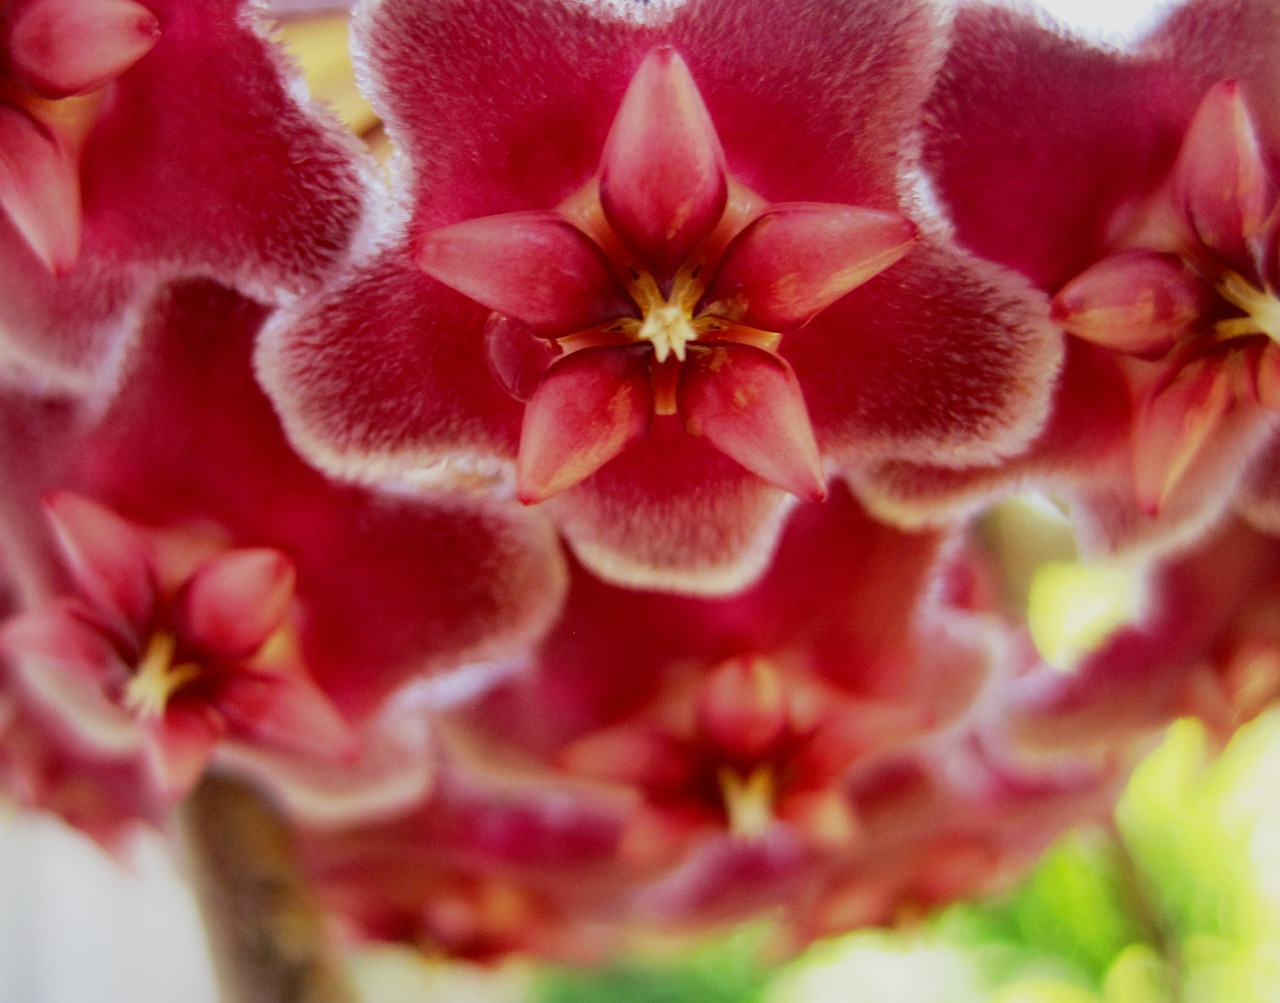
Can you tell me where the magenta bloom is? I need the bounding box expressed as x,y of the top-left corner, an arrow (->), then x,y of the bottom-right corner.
260,0 -> 1059,592
885,0 -> 1280,555
0,0 -> 366,387
2,493 -> 355,798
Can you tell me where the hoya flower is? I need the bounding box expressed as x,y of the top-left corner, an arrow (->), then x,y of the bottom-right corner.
1,493 -> 358,798
881,0 -> 1280,555
260,0 -> 1059,593
0,0 -> 367,388
439,488 -> 1007,931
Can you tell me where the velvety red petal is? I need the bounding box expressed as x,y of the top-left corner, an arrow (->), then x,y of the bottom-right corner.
598,46 -> 727,278
544,426 -> 792,595
258,244 -> 522,488
679,344 -> 825,501
701,204 -> 915,332
1172,79 -> 1274,263
416,212 -> 633,336
923,5 -> 1195,289
71,280 -> 568,719
43,491 -> 156,632
81,0 -> 366,295
177,548 -> 295,658
6,0 -> 161,98
0,106 -> 80,275
361,0 -> 647,225
144,702 -> 220,798
668,0 -> 944,207
789,237 -> 1062,473
1051,250 -> 1209,357
517,346 -> 653,504
217,670 -> 356,762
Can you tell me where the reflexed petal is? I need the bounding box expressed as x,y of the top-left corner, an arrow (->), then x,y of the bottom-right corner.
680,344 -> 825,502
178,549 -> 296,658
44,492 -> 155,633
218,671 -> 356,762
599,47 -> 727,278
145,703 -> 221,799
486,314 -> 558,401
7,0 -> 160,98
1172,80 -> 1274,263
557,726 -> 693,790
1133,359 -> 1235,516
417,213 -> 633,336
700,204 -> 915,332
1051,249 -> 1210,357
517,346 -> 653,503
0,107 -> 80,274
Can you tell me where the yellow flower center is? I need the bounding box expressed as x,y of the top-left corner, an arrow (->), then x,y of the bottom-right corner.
1214,270 -> 1280,343
717,764 -> 776,841
122,633 -> 202,719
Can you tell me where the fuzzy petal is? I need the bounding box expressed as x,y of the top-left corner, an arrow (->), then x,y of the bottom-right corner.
0,106 -> 80,275
7,0 -> 161,99
598,46 -> 727,278
417,213 -> 633,336
680,344 -> 825,501
178,548 -> 296,658
258,245 -> 521,486
701,204 -> 915,332
81,0 -> 365,295
517,346 -> 653,504
789,237 -> 1062,472
923,4 -> 1194,288
44,492 -> 155,633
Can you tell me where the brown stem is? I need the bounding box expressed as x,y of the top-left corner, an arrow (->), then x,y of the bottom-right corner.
178,773 -> 356,1003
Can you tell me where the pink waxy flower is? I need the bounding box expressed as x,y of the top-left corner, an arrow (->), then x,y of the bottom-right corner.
3,493 -> 356,798
0,0 -> 367,389
885,0 -> 1280,555
260,0 -> 1060,593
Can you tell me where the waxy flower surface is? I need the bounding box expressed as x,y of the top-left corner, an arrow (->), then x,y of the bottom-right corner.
261,0 -> 1060,592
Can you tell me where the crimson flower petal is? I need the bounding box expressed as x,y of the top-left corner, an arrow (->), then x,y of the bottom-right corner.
6,0 -> 160,99
44,491 -> 155,633
518,346 -> 652,503
144,702 -> 219,798
0,106 -> 80,275
1172,79 -> 1274,263
217,671 -> 356,763
680,344 -> 825,502
177,548 -> 296,659
417,212 -> 633,337
598,46 -> 727,278
1051,249 -> 1210,357
701,204 -> 915,332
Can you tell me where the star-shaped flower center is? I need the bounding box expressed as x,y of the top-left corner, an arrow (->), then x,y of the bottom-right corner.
1049,80 -> 1280,513
417,46 -> 916,504
121,632 -> 201,719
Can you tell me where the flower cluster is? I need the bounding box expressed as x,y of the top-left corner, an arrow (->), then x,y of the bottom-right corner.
1,0 -> 1279,968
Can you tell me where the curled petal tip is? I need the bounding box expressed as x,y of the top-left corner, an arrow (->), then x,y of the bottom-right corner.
179,549 -> 297,659
599,46 -> 727,277
8,0 -> 161,98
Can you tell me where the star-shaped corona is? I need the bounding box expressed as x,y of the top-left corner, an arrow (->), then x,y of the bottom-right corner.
416,47 -> 916,505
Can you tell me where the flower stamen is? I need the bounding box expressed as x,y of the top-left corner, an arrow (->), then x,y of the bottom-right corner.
123,633 -> 201,719
1214,270 -> 1280,342
717,764 -> 776,841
